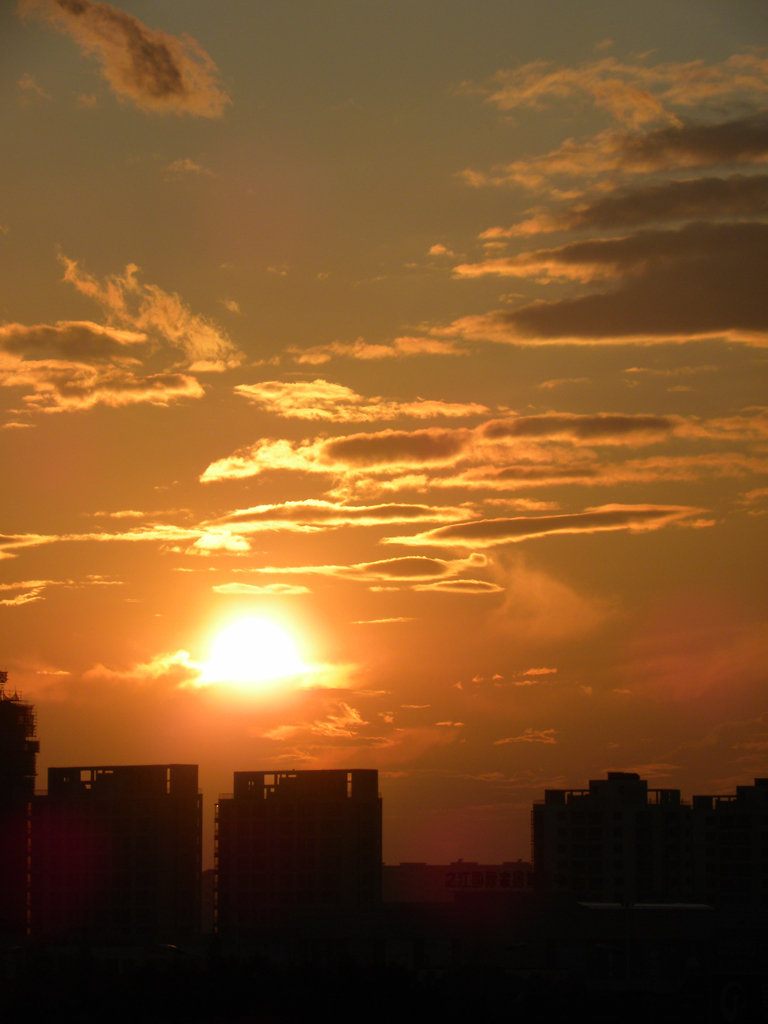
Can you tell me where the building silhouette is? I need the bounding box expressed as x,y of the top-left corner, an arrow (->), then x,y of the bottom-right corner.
216,769 -> 381,942
533,771 -> 768,910
691,778 -> 768,909
0,672 -> 38,940
30,763 -> 202,945
533,772 -> 693,903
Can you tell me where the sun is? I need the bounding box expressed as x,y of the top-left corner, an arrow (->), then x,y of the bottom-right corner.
201,617 -> 305,688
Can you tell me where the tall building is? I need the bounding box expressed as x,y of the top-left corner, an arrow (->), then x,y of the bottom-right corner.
30,764 -> 202,945
216,769 -> 381,940
0,672 -> 38,939
533,772 -> 693,903
691,778 -> 768,909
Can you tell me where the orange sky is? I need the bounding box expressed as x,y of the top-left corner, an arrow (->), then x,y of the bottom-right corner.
1,0 -> 767,866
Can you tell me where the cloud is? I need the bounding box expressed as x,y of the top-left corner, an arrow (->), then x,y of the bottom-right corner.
412,579 -> 504,593
452,222 -> 768,346
0,576 -> 121,607
199,438 -> 326,482
499,173 -> 768,235
61,258 -> 242,369
425,451 -> 766,494
481,413 -> 674,443
385,504 -> 704,548
17,71 -> 50,103
199,404 -> 768,493
21,0 -> 230,117
624,364 -> 718,379
228,553 -> 487,585
165,157 -> 213,176
211,499 -> 475,532
91,508 -> 186,519
234,379 -> 487,422
0,354 -> 205,413
464,114 -> 768,189
0,257 -> 243,413
456,220 -> 768,282
83,649 -> 202,685
485,498 -> 560,510
320,427 -> 470,468
264,702 -> 368,740
487,559 -> 609,641
212,582 -> 311,595
352,617 -> 415,624
288,335 -> 466,364
520,667 -> 558,676
471,55 -> 768,129
200,429 -> 475,482
0,320 -> 147,359
0,522 -> 203,559
0,581 -> 51,605
538,377 -> 590,389
494,728 -> 557,745
325,450 -> 765,501
188,532 -> 251,555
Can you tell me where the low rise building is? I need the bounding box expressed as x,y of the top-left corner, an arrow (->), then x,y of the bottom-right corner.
383,859 -> 534,902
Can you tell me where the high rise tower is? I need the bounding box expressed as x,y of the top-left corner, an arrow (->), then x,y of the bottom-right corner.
0,671 -> 39,939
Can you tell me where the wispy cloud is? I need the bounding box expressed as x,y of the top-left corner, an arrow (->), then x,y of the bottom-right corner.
225,552 -> 487,585
234,379 -> 488,422
17,71 -> 50,104
385,504 -> 705,548
84,649 -> 201,684
468,55 -> 768,129
212,582 -> 311,596
61,258 -> 242,369
288,336 -> 466,364
0,575 -> 121,606
264,702 -> 368,740
494,728 -> 557,744
165,157 -> 214,176
412,579 -> 503,593
210,499 -> 475,532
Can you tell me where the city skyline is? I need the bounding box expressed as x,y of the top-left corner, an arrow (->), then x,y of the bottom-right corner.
1,0 -> 767,865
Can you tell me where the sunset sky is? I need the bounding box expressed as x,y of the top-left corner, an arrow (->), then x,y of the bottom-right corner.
2,0 -> 767,866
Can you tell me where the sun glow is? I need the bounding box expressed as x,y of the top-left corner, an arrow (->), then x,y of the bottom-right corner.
201,617 -> 305,688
